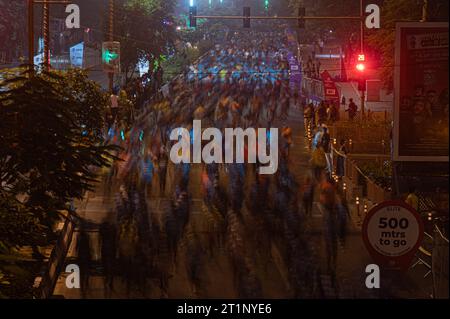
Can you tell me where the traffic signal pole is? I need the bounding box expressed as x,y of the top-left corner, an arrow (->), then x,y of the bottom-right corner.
360,0 -> 365,118
108,0 -> 114,94
28,0 -> 34,77
192,15 -> 362,20
191,2 -> 367,118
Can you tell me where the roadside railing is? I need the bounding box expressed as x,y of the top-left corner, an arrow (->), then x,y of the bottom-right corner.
332,147 -> 391,206
432,224 -> 449,299
37,213 -> 76,299
328,121 -> 391,155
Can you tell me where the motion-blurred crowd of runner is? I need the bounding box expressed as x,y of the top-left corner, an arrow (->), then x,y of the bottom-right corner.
75,29 -> 351,298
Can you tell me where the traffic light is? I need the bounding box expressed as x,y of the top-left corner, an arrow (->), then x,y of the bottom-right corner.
356,63 -> 365,71
189,6 -> 197,28
102,41 -> 120,73
356,54 -> 366,91
356,54 -> 366,71
356,54 -> 366,69
264,0 -> 269,11
243,6 -> 250,28
298,7 -> 305,29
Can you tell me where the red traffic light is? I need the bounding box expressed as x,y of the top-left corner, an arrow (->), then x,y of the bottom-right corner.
356,63 -> 365,71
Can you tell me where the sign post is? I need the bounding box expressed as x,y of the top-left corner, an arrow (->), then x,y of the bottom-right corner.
362,200 -> 424,270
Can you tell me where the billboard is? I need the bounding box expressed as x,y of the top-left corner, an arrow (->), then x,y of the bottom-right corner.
393,22 -> 449,162
287,52 -> 301,90
70,42 -> 84,68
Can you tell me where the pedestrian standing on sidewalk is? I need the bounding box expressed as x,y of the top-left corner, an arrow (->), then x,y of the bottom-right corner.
321,126 -> 332,177
341,96 -> 346,108
317,101 -> 327,125
336,139 -> 348,179
311,125 -> 323,151
329,102 -> 338,123
110,91 -> 119,124
347,98 -> 358,121
405,186 -> 419,211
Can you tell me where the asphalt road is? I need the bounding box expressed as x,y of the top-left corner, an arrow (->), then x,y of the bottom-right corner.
52,102 -> 431,299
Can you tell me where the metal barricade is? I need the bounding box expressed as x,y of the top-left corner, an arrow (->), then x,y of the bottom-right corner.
332,147 -> 391,205
432,225 -> 449,299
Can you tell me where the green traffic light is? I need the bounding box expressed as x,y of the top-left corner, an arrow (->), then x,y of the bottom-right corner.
102,50 -> 119,64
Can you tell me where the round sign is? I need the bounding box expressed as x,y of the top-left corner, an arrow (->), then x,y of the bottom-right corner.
362,200 -> 424,270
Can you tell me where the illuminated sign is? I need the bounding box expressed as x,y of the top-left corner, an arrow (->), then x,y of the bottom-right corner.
70,42 -> 84,68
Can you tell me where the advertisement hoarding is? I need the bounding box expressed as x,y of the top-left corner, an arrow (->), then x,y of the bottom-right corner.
393,22 -> 449,162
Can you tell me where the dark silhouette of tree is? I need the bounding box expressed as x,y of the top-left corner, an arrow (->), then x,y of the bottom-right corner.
0,67 -> 118,298
367,0 -> 448,91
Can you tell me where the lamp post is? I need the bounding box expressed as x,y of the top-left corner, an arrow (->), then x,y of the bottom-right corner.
358,0 -> 365,118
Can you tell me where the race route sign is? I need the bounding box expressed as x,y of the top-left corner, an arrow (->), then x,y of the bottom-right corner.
362,200 -> 424,270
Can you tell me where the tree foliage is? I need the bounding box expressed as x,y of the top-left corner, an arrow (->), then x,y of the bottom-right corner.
367,0 -> 448,91
367,0 -> 421,92
114,0 -> 178,84
0,68 -> 116,207
0,67 -> 118,298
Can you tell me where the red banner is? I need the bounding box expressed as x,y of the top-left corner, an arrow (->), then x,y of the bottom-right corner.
320,70 -> 339,102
